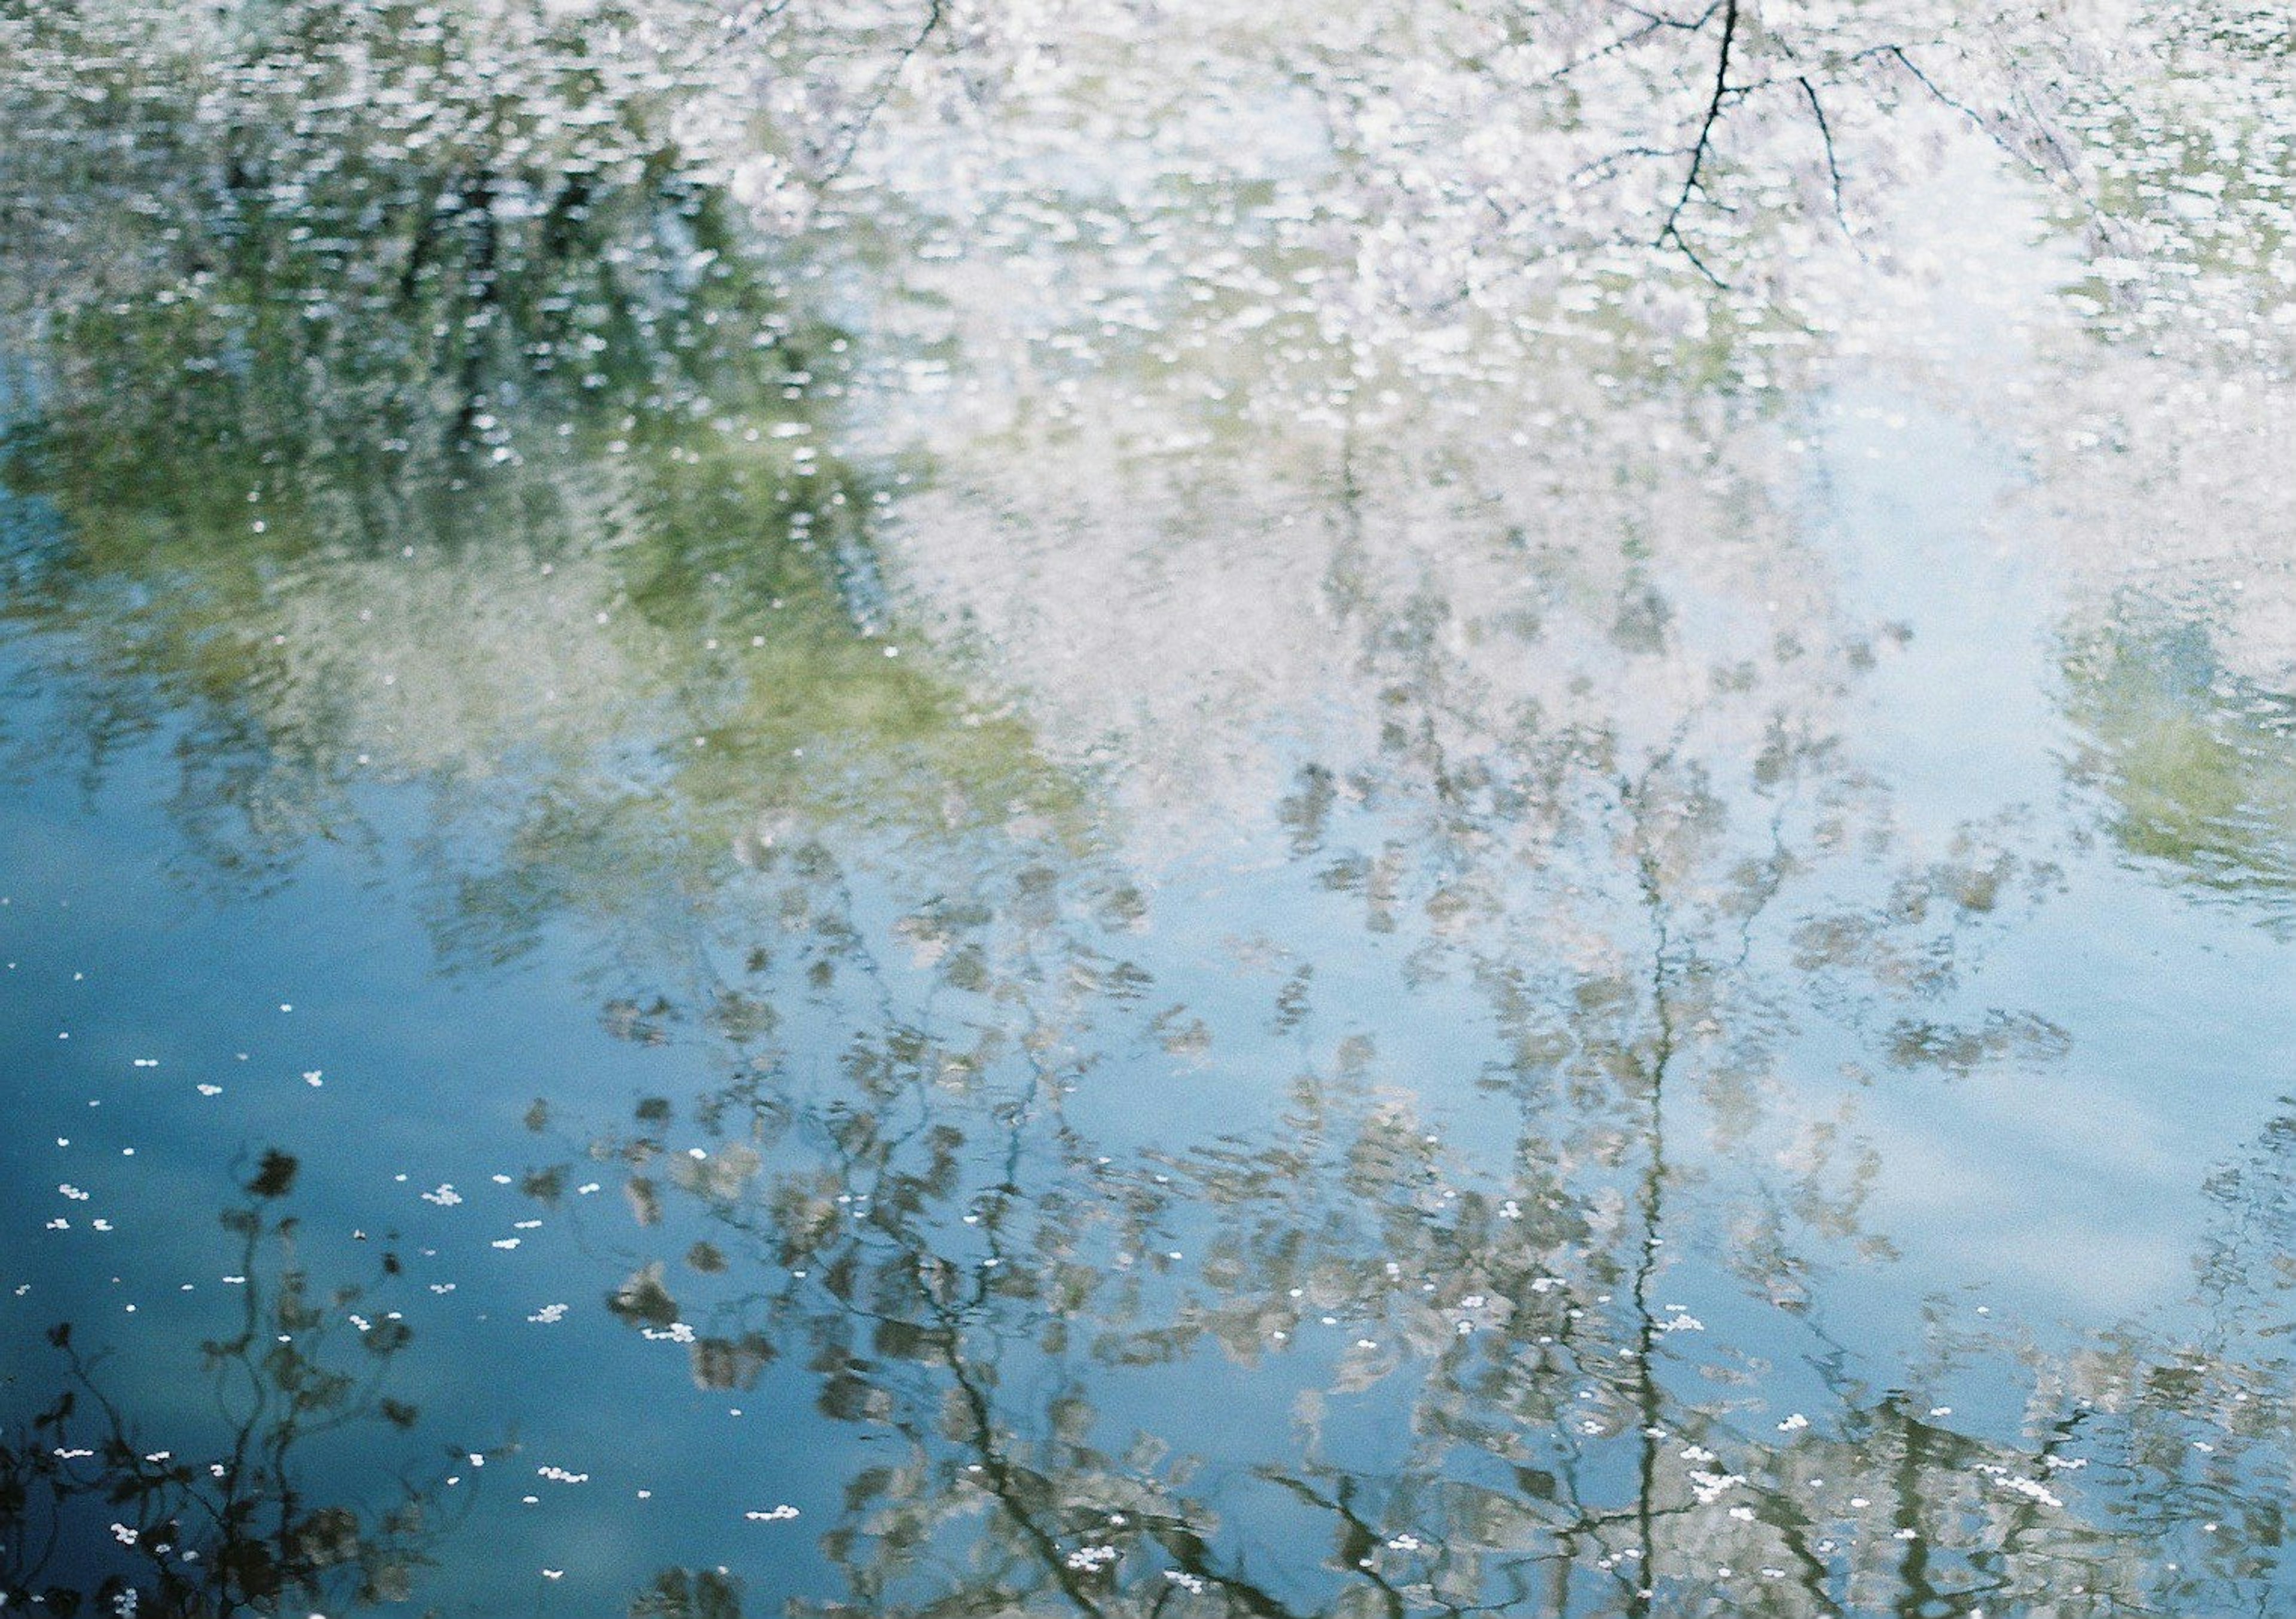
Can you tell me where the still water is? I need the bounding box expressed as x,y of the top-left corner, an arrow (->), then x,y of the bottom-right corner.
7,4 -> 2296,1615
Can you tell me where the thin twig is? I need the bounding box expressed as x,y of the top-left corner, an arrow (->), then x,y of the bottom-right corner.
1866,42 -> 2110,233
1797,75 -> 1851,235
1549,19 -> 1666,81
816,0 -> 948,185
1608,0 -> 1726,32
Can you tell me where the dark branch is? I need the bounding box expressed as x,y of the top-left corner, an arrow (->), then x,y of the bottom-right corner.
817,0 -> 949,185
1797,75 -> 1851,235
1608,0 -> 1726,31
1655,0 -> 1739,281
1549,3 -> 1721,82
1861,42 -> 2108,236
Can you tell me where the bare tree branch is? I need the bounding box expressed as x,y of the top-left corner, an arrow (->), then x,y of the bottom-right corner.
1608,0 -> 1727,32
1862,41 -> 2111,236
816,0 -> 948,185
1549,2 -> 1723,83
1656,0 -> 1740,282
1797,74 -> 1851,236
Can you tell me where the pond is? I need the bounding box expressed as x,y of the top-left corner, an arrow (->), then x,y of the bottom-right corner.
5,2 -> 2296,1614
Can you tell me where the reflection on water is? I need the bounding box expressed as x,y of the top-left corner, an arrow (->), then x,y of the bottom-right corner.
2,1154 -> 478,1614
2065,612 -> 2296,930
8,2 -> 2296,1615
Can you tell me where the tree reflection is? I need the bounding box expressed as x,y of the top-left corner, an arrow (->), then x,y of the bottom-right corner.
468,592 -> 2164,1616
8,5 -> 2296,1615
631,1565 -> 750,1618
0,0 -> 1077,921
2062,610 -> 2296,933
0,1152 -> 487,1616
541,905 -> 2296,1619
7,134 -> 2263,1619
461,347 -> 2275,1612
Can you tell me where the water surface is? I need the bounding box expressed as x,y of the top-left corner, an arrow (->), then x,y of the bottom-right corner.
6,5 -> 2296,1615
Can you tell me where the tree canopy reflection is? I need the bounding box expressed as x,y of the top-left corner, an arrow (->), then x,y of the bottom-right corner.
7,1 -> 2296,1614
1,1153 -> 484,1615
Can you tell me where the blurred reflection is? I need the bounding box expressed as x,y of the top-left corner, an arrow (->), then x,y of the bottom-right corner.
631,1566 -> 749,1618
0,1152 -> 484,1615
6,4 -> 2296,1615
2064,610 -> 2296,930
0,0 -> 1071,921
532,887 -> 2296,1618
2,115 -> 2261,1619
520,836 -> 2136,1615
